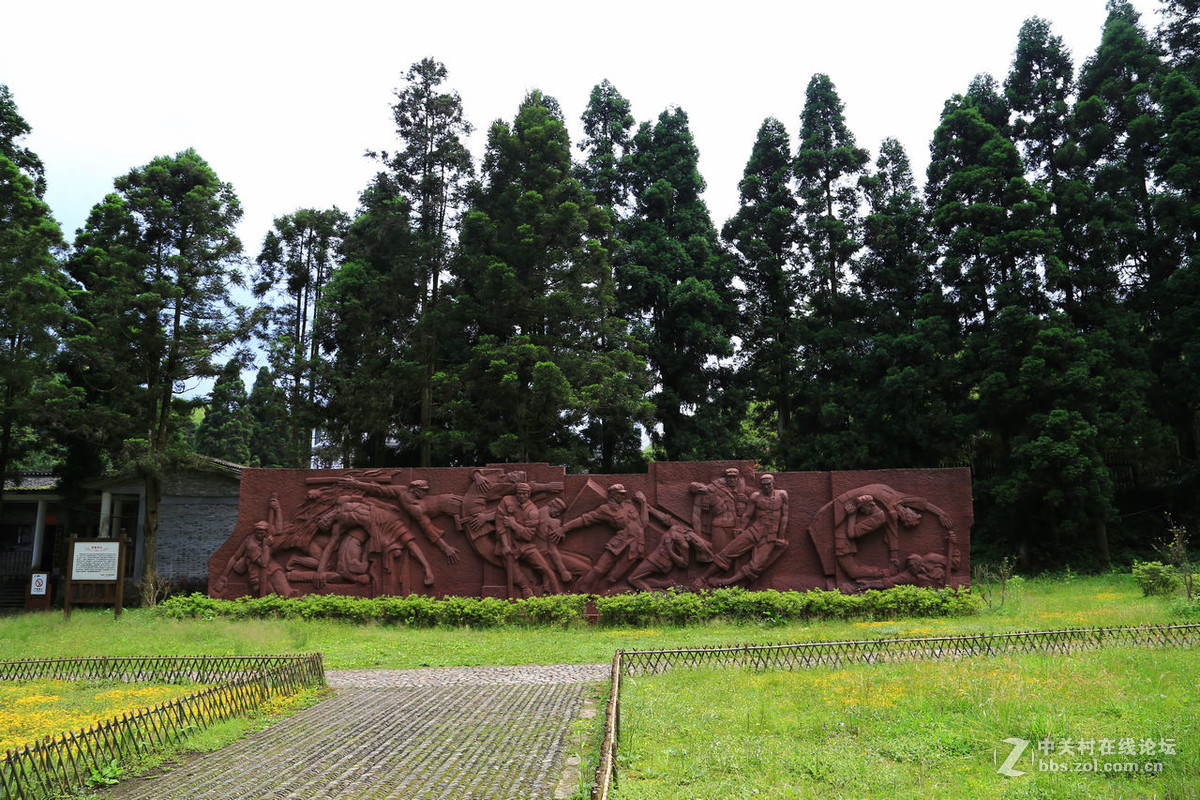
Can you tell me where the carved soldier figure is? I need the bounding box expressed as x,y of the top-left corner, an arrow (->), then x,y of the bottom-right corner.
823,484 -> 954,581
459,468 -> 562,565
708,474 -> 789,587
495,483 -> 563,596
690,467 -> 746,552
560,484 -> 648,593
339,475 -> 461,565
536,497 -> 590,585
214,519 -> 295,597
626,523 -> 714,592
276,487 -> 336,559
861,552 -> 952,589
304,494 -> 433,593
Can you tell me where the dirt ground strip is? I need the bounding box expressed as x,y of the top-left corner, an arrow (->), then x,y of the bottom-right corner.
102,664 -> 609,800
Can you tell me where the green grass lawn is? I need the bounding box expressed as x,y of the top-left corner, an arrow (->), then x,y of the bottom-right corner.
1,572 -> 1196,798
614,646 -> 1200,799
0,573 -> 1183,669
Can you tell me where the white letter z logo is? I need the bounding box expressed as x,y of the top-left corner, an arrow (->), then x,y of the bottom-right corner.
998,737 -> 1029,776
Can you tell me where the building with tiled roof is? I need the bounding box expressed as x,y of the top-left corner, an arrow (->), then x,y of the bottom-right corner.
1,458 -> 243,606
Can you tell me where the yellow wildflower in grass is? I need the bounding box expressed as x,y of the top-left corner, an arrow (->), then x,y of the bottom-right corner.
802,668 -> 908,710
254,690 -> 320,717
0,680 -> 205,751
900,626 -> 937,636
603,628 -> 661,637
1037,609 -> 1106,623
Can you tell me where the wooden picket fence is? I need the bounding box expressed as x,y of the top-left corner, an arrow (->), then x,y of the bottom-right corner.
0,654 -> 325,800
0,654 -> 319,684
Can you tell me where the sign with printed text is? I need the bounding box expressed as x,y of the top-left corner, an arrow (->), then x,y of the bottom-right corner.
71,541 -> 121,581
30,572 -> 48,596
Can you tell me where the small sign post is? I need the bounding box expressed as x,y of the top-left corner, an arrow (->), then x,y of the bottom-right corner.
25,572 -> 51,611
64,537 -> 128,619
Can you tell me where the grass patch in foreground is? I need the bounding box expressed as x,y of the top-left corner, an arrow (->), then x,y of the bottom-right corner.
0,680 -> 207,751
615,646 -> 1200,799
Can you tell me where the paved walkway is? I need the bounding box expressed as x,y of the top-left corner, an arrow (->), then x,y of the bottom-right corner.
104,664 -> 609,800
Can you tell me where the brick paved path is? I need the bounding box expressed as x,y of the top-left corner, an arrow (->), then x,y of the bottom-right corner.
104,664 -> 608,800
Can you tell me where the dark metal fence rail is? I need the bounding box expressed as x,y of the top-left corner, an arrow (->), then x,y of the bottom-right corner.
0,655 -> 315,684
0,654 -> 324,800
620,623 -> 1200,675
591,623 -> 1200,799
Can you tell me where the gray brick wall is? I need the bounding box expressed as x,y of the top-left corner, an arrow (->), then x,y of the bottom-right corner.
156,470 -> 240,585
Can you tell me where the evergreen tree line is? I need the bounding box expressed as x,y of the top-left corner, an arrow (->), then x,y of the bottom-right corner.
3,1 -> 1199,573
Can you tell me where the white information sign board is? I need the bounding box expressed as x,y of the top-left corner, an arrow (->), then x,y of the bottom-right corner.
30,572 -> 48,596
71,541 -> 121,581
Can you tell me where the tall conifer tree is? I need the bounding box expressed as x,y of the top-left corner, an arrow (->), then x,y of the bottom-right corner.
794,74 -> 869,303
722,117 -> 800,464
255,207 -> 347,467
1076,2 -> 1165,312
246,366 -> 292,468
578,80 -> 635,216
0,88 -> 66,497
852,139 -> 962,467
618,107 -> 740,461
451,90 -> 646,467
377,59 -> 474,465
65,149 -> 247,595
195,360 -> 252,465
576,80 -> 652,471
790,75 -> 870,468
0,84 -> 46,197
320,175 -> 423,466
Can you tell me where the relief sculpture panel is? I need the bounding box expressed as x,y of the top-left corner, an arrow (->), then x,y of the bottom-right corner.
209,463 -> 972,599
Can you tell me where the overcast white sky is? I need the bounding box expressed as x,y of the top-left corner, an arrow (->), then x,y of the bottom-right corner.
4,0 -> 1165,259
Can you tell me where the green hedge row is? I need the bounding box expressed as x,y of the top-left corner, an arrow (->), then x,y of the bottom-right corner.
153,585 -> 979,628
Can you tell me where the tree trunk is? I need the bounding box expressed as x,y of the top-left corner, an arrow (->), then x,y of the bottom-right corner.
140,472 -> 162,604
420,362 -> 433,468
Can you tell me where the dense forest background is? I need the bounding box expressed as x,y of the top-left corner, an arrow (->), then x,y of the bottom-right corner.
3,1 -> 1199,574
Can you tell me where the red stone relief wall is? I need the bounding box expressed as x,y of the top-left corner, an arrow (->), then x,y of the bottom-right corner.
208,463 -> 972,599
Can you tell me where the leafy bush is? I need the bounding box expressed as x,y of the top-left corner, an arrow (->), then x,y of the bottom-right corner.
230,594 -> 292,619
434,596 -> 516,628
518,594 -> 588,626
376,595 -> 439,627
294,594 -> 380,623
660,589 -> 708,625
717,589 -> 798,623
937,586 -> 984,616
794,589 -> 862,620
1131,561 -> 1181,597
153,584 -> 979,627
155,592 -> 226,619
595,592 -> 667,626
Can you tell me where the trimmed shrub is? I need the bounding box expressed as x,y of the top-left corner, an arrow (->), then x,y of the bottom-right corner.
434,596 -> 516,628
376,595 -> 439,627
1132,561 -> 1181,597
595,592 -> 668,626
518,594 -> 588,626
153,584 -> 979,627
